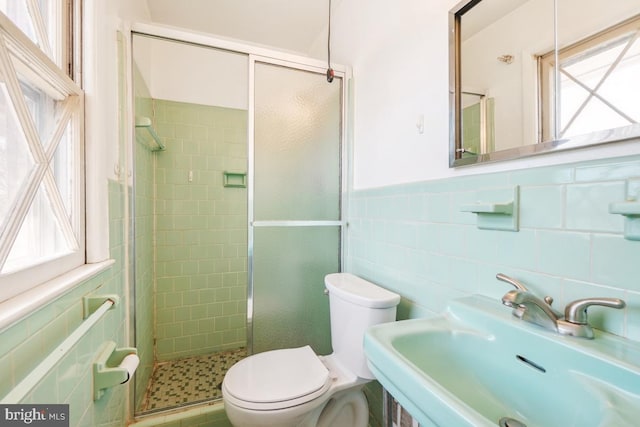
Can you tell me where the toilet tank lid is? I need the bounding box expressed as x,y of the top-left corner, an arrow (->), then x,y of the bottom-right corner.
324,273 -> 400,308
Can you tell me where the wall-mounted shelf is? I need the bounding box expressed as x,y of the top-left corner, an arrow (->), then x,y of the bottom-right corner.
460,186 -> 520,231
135,116 -> 165,151
460,201 -> 513,215
223,171 -> 247,188
609,178 -> 640,241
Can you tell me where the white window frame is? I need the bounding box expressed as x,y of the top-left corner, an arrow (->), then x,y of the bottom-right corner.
0,3 -> 85,306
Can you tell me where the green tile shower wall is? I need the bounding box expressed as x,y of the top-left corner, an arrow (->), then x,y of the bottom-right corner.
153,99 -> 248,360
462,103 -> 480,155
348,154 -> 640,340
0,180 -> 128,426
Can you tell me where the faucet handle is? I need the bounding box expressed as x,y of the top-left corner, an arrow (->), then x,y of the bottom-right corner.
497,273 -> 557,307
564,298 -> 626,325
496,273 -> 529,291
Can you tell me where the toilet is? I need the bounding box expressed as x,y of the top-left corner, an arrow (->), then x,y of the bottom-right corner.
222,272 -> 400,427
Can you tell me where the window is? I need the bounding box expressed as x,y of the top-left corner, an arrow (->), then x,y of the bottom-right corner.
539,15 -> 640,140
0,1 -> 83,303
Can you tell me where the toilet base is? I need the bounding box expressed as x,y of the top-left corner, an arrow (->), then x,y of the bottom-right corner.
316,388 -> 369,427
224,386 -> 369,427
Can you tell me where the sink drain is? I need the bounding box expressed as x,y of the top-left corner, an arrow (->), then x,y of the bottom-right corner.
499,417 -> 527,427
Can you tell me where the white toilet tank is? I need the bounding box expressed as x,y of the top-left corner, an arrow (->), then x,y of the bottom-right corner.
324,273 -> 400,379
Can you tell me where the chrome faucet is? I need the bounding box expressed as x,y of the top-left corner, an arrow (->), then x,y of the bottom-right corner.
497,273 -> 561,331
497,273 -> 626,339
499,278 -> 562,332
496,273 -> 529,292
557,298 -> 626,339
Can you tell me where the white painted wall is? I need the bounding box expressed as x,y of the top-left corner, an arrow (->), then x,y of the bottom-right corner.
145,0 -> 335,56
85,0 -> 151,180
132,34 -> 153,97
322,0 -> 640,189
84,0 -> 152,262
133,35 -> 248,110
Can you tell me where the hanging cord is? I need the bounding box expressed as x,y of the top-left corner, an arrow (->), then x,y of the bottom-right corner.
326,0 -> 334,83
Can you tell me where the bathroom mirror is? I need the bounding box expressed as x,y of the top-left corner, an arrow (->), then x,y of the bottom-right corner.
449,0 -> 640,167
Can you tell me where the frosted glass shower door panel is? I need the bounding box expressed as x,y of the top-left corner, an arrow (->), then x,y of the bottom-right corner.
252,227 -> 339,355
252,62 -> 343,355
254,62 -> 342,221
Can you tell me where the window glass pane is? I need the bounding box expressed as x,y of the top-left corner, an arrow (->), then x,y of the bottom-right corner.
0,83 -> 35,223
598,37 -> 640,122
37,0 -> 49,38
0,0 -> 80,295
2,184 -> 70,274
558,74 -> 590,134
18,73 -> 63,151
52,121 -> 73,219
36,0 -> 59,64
562,96 -> 630,138
562,40 -> 627,91
0,1 -> 63,64
0,0 -> 37,45
558,30 -> 640,138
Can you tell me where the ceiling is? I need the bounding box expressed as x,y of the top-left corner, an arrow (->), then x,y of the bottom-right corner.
145,0 -> 338,55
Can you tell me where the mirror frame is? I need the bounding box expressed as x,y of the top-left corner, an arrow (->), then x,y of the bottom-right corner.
448,0 -> 640,167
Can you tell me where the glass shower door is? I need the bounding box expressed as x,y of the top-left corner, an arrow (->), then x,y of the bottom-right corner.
251,61 -> 343,356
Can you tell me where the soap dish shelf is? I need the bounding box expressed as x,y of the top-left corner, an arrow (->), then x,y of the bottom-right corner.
223,171 -> 247,188
135,116 -> 165,151
460,201 -> 513,215
460,186 -> 519,232
609,179 -> 640,241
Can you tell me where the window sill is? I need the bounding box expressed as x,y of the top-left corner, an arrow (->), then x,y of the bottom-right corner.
0,260 -> 115,332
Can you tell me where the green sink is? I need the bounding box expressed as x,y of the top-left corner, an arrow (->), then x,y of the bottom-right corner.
364,295 -> 640,427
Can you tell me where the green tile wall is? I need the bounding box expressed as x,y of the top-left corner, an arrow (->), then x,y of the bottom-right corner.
461,98 -> 495,155
153,99 -> 247,360
462,102 -> 481,155
0,180 -> 128,426
348,154 -> 640,339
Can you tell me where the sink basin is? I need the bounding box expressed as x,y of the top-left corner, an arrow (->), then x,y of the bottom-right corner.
364,295 -> 640,427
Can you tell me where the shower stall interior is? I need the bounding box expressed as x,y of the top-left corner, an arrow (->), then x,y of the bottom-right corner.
130,31 -> 345,416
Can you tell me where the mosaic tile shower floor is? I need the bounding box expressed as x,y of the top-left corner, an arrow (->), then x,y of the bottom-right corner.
140,347 -> 246,413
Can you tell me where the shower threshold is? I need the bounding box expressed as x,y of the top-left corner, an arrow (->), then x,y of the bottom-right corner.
137,347 -> 246,415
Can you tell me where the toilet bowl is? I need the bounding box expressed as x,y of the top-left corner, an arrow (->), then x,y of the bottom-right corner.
222,273 -> 400,427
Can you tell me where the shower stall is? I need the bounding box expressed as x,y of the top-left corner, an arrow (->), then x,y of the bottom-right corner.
129,28 -> 346,416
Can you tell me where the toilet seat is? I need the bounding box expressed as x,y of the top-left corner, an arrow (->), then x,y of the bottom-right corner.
222,345 -> 332,410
